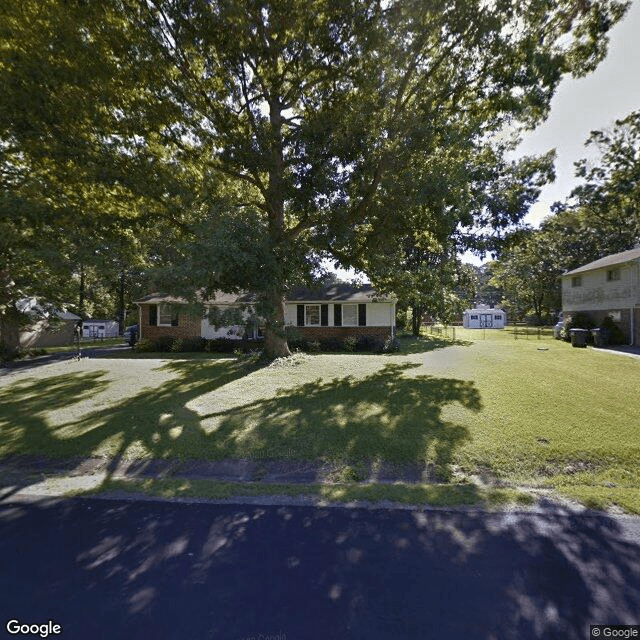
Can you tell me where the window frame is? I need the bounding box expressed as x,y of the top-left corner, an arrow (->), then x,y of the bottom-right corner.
305,304 -> 321,326
341,304 -> 358,327
606,268 -> 621,282
571,276 -> 582,288
158,303 -> 177,327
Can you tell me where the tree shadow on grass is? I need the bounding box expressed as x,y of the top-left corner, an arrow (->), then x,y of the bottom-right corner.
0,359 -> 482,484
0,372 -> 110,460
395,335 -> 473,355
0,359 -> 258,477
202,362 -> 482,478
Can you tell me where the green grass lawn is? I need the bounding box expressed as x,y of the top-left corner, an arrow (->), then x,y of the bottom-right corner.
1,330 -> 638,512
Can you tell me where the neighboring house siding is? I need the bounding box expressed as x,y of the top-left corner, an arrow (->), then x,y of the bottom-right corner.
139,304 -> 200,341
562,263 -> 638,312
19,320 -> 79,349
561,256 -> 640,345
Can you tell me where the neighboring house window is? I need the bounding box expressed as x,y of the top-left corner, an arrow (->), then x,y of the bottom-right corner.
297,304 -> 329,326
571,276 -> 582,287
606,268 -> 621,282
305,304 -> 320,326
342,304 -> 358,326
158,303 -> 178,327
494,315 -> 502,320
470,315 -> 478,320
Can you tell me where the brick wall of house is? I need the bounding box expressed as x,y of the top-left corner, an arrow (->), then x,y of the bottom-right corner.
291,326 -> 392,341
139,304 -> 201,341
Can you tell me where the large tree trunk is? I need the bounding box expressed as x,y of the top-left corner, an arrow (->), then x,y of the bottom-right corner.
0,307 -> 21,360
78,264 -> 86,318
117,270 -> 126,334
261,97 -> 292,360
411,305 -> 423,337
262,289 -> 291,360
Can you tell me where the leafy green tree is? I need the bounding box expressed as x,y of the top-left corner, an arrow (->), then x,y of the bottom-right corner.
571,110 -> 640,245
490,228 -> 561,324
2,0 -> 629,358
546,110 -> 640,265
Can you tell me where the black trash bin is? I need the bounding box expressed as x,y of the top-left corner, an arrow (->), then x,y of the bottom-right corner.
570,328 -> 588,348
591,328 -> 609,347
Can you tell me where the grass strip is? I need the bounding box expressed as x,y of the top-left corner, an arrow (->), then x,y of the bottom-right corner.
87,477 -> 536,509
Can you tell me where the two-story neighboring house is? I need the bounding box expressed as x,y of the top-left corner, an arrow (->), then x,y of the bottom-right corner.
561,247 -> 640,346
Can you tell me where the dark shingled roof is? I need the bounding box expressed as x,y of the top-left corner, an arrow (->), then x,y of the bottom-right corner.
135,291 -> 259,305
287,283 -> 394,302
563,247 -> 640,276
135,285 -> 394,305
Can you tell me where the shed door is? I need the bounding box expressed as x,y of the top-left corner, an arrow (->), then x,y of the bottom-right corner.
480,314 -> 493,328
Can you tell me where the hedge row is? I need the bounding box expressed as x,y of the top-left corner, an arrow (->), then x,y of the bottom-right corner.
135,336 -> 263,354
135,334 -> 399,354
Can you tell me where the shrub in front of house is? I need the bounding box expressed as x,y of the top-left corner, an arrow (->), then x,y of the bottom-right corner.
319,337 -> 343,352
307,340 -> 321,353
355,335 -> 382,352
343,336 -> 357,352
135,338 -> 156,352
600,316 -> 626,345
381,336 -> 401,353
205,338 -> 242,353
563,311 -> 596,342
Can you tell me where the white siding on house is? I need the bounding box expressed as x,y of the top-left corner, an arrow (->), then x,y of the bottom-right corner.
284,303 -> 299,326
562,261 -> 640,311
201,305 -> 258,339
366,302 -> 396,326
284,301 -> 395,326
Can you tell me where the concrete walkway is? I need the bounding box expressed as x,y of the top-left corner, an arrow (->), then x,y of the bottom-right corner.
592,344 -> 640,359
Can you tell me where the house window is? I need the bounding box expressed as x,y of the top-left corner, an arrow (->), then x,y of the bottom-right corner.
470,315 -> 478,320
606,268 -> 621,282
305,304 -> 320,326
342,304 -> 358,326
571,276 -> 582,287
494,315 -> 502,320
158,303 -> 178,327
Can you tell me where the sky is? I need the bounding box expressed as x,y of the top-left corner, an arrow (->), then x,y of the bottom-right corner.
514,0 -> 640,229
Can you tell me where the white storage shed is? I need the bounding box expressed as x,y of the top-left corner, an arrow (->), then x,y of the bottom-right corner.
463,305 -> 507,329
82,319 -> 119,339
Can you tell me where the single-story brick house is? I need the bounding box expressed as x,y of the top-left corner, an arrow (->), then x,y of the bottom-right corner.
136,284 -> 396,342
561,246 -> 640,346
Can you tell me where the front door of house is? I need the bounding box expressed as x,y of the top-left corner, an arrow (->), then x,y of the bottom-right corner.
480,314 -> 493,328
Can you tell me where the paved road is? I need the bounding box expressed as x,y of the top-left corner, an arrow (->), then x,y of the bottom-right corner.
0,498 -> 638,640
